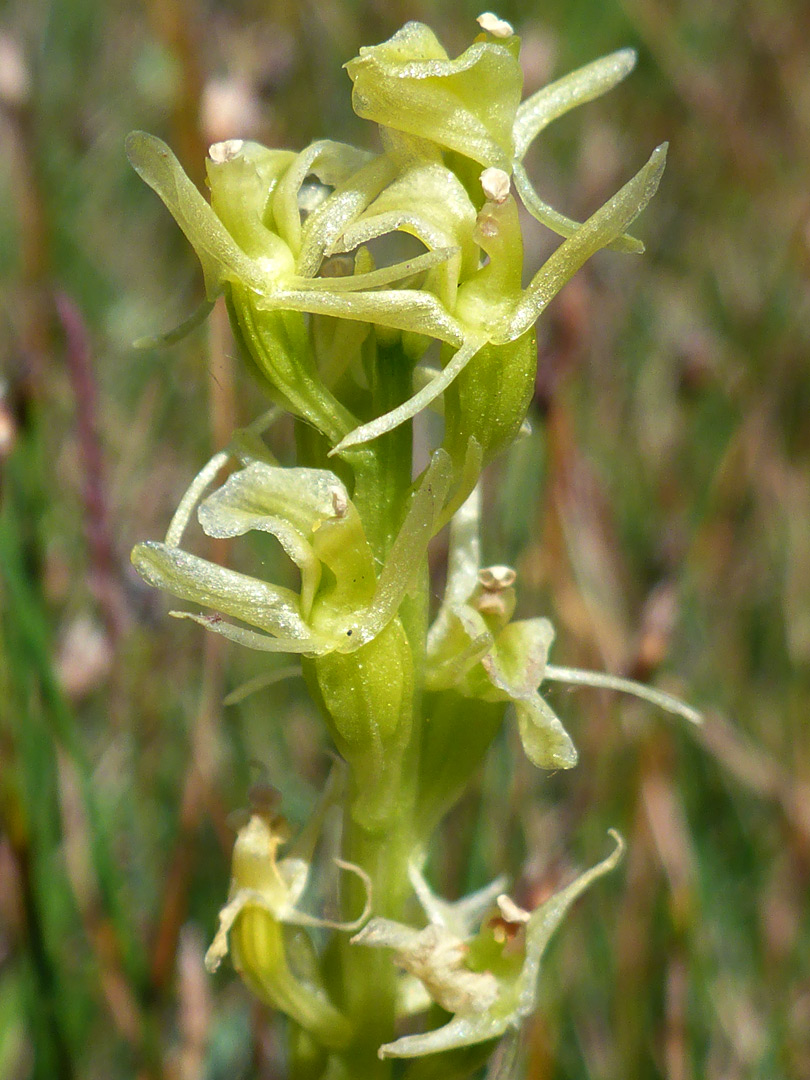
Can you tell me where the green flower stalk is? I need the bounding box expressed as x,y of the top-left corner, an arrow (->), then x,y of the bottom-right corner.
129,13 -> 697,1078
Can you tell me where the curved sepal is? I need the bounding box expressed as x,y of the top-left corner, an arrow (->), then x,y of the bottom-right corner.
125,132 -> 269,297
505,144 -> 668,342
514,49 -> 637,160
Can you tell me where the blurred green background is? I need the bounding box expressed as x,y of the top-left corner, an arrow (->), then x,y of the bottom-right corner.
1,1 -> 809,1077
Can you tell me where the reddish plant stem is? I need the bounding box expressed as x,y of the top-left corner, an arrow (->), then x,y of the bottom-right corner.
56,293 -> 129,642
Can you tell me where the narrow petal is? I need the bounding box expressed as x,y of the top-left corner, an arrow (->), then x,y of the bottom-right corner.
292,247 -> 456,292
504,144 -> 667,341
543,664 -> 702,724
164,410 -> 282,550
165,450 -> 230,549
513,161 -> 643,254
133,298 -> 216,349
514,49 -> 637,159
223,664 -> 302,706
170,611 -> 331,655
284,858 -> 372,932
331,334 -> 485,454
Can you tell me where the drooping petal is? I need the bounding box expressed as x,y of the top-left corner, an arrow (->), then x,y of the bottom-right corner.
170,611 -> 331,655
132,541 -> 311,639
192,461 -> 383,622
292,246 -> 457,293
513,694 -> 578,770
331,334 -> 486,454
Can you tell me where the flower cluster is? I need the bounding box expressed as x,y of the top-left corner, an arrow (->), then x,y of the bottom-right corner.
128,14 -> 665,488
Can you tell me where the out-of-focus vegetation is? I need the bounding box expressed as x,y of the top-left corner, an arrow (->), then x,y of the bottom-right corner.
1,1 -> 808,1077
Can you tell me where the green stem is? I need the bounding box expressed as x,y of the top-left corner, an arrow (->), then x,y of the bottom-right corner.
338,339 -> 423,1077
345,339 -> 414,563
336,816 -> 416,1079
293,338 -> 429,1078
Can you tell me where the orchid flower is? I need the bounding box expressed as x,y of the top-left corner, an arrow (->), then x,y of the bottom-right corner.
324,18 -> 666,472
126,15 -> 695,1072
131,433 -> 454,827
206,803 -> 370,1050
424,486 -> 701,773
352,832 -> 625,1058
126,131 -> 457,447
